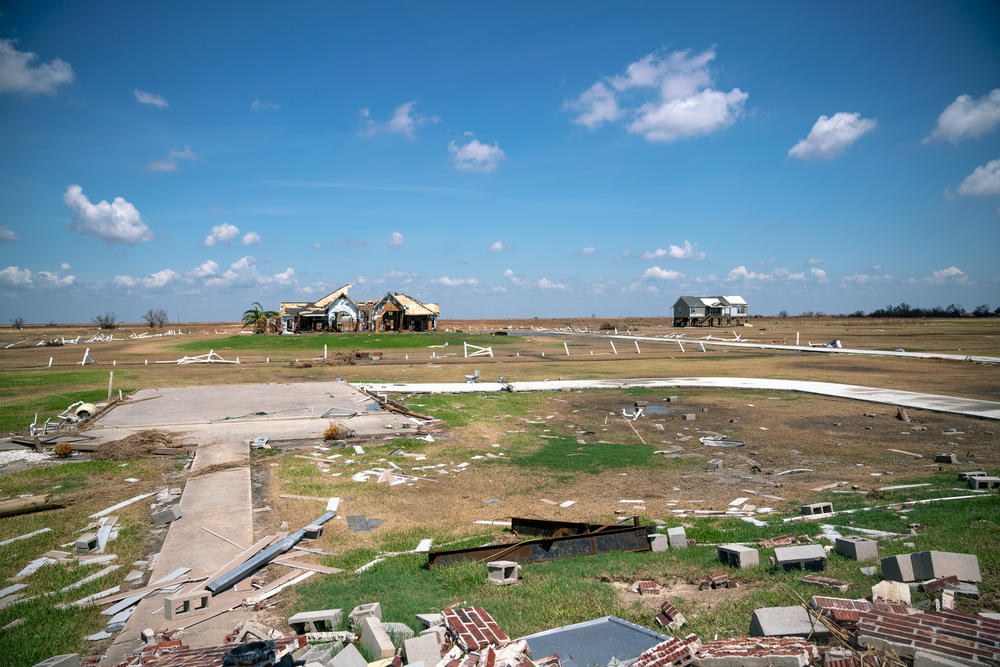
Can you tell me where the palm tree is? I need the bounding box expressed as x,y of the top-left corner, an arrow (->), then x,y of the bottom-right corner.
242,302 -> 280,334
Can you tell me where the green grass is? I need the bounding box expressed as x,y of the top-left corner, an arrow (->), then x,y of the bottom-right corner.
404,392 -> 546,428
0,370 -> 139,394
506,433 -> 673,472
169,332 -> 512,353
0,388 -> 133,433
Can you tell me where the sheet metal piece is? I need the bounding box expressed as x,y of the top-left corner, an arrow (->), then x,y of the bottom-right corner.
511,516 -> 638,538
520,616 -> 669,667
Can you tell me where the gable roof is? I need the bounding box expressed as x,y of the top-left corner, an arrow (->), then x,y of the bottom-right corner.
311,283 -> 352,309
720,295 -> 747,305
392,292 -> 437,317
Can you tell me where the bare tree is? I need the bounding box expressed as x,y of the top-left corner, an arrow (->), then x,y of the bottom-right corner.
10,316 -> 24,330
93,312 -> 117,329
142,308 -> 170,328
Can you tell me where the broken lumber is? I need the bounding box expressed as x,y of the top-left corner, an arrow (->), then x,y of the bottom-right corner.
0,494 -> 65,519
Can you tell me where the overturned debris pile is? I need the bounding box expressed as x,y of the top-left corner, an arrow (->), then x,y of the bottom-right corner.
92,430 -> 182,460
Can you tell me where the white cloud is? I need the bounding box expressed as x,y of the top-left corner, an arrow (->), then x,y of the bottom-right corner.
917,265 -> 970,285
641,241 -> 706,260
773,267 -> 806,281
359,101 -> 438,138
538,277 -> 568,290
0,39 -> 74,95
925,89 -> 1000,144
0,264 -> 75,289
488,241 -> 509,252
643,266 -> 684,280
503,268 -> 525,286
242,231 -> 262,245
568,48 -> 747,143
810,267 -> 828,282
0,226 -> 19,241
142,269 -> 178,288
112,274 -> 138,289
435,276 -> 479,287
758,257 -> 776,265
148,146 -> 197,172
133,89 -> 167,108
615,250 -> 632,260
186,260 -> 219,279
60,262 -> 71,270
204,255 -> 295,288
448,137 -> 506,172
312,242 -> 321,249
204,222 -> 240,246
788,112 -> 877,160
387,231 -> 404,247
843,272 -> 893,283
0,266 -> 35,287
726,265 -> 772,282
63,184 -> 153,245
807,257 -> 824,265
579,246 -> 596,255
251,98 -> 280,111
957,159 -> 1000,196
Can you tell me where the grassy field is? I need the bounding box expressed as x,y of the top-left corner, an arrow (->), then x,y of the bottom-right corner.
169,332 -> 512,353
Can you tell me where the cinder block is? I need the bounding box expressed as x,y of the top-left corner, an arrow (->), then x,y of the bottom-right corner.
151,504 -> 181,525
404,633 -> 442,665
667,526 -> 687,549
383,621 -> 415,640
415,612 -> 442,628
419,625 -> 446,644
486,560 -> 520,585
681,413 -> 696,421
331,644 -> 368,667
968,476 -> 1000,490
934,453 -> 957,464
288,608 -> 343,633
348,601 -> 382,629
360,616 -> 395,659
303,524 -> 324,539
749,606 -> 831,639
913,652 -> 969,667
648,534 -> 669,552
75,533 -> 98,554
835,536 -> 878,561
163,590 -> 210,620
800,502 -> 833,515
31,655 -> 80,667
880,554 -> 916,582
665,396 -> 678,402
773,544 -> 827,571
706,459 -> 723,470
718,544 -> 759,569
957,471 -> 986,481
910,551 -> 982,583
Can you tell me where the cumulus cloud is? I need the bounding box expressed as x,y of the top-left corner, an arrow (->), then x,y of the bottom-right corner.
788,112 -> 877,160
503,268 -> 525,286
133,89 -> 168,108
538,277 -> 568,290
579,246 -> 596,255
643,266 -> 684,280
242,231 -> 262,245
448,136 -> 506,172
0,266 -> 35,287
64,184 -> 153,245
807,257 -> 824,265
0,39 -> 74,95
726,265 -> 772,282
842,271 -> 893,283
957,158 -> 1000,196
435,276 -> 479,287
773,268 -> 806,281
641,241 -> 705,260
142,269 -> 178,288
0,265 -> 75,289
913,265 -> 970,285
112,275 -> 137,288
204,222 -> 240,246
0,226 -> 19,242
567,48 -> 747,143
488,241 -> 509,252
251,98 -> 280,111
925,89 -> 1000,144
204,256 -> 295,288
148,146 -> 197,172
186,260 -> 219,279
810,267 -> 828,282
387,231 -> 404,247
359,101 -> 438,138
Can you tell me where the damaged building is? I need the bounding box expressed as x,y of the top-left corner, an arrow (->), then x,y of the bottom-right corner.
672,296 -> 749,327
280,283 -> 439,333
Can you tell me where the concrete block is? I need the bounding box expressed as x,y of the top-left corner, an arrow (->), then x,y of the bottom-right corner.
163,590 -> 210,621
419,625 -> 446,644
718,544 -> 759,569
348,601 -> 381,629
665,396 -> 678,402
749,606 -> 831,639
957,471 -> 986,481
934,453 -> 958,464
835,536 -> 878,561
415,613 -> 442,628
360,616 -> 395,659
706,459 -> 723,470
800,502 -> 832,515
303,524 -> 324,539
383,621 -> 415,640
648,534 -> 669,552
880,554 -> 916,582
288,608 -> 343,633
968,476 -> 1000,490
75,533 -> 98,554
872,580 -> 911,604
486,560 -> 520,585
667,526 -> 687,549
681,413 -> 696,421
298,645 -> 336,665
404,633 -> 442,665
330,644 -> 367,667
910,550 -> 982,583
151,504 -> 181,525
773,544 -> 827,571
913,652 -> 969,667
31,655 -> 80,667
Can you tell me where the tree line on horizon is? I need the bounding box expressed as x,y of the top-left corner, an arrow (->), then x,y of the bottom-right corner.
778,303 -> 999,318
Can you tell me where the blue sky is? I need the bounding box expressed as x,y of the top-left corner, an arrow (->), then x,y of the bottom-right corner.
1,1 -> 999,323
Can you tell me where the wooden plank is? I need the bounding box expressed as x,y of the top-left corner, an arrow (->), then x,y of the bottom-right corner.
88,575 -> 200,606
0,494 -> 65,518
273,560 -> 342,575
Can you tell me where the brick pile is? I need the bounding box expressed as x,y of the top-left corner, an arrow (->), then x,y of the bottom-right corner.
443,606 -> 511,652
112,636 -> 305,667
809,596 -> 911,625
696,637 -> 818,666
441,639 -> 551,667
655,600 -> 686,630
855,608 -> 1000,665
636,579 -> 660,595
632,635 -> 702,667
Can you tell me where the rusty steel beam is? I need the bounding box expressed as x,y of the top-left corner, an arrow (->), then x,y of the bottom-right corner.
427,523 -> 653,568
511,516 -> 639,538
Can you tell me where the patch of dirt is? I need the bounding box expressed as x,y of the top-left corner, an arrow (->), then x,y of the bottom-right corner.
610,577 -> 754,613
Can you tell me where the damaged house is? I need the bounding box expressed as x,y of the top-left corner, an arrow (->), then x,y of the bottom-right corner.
280,284 -> 439,333
673,296 -> 749,327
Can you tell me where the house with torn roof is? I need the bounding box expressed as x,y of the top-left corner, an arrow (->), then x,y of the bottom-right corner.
280,283 -> 438,332
673,296 -> 748,327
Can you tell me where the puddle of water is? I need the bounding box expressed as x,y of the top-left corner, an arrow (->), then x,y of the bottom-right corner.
644,405 -> 670,415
